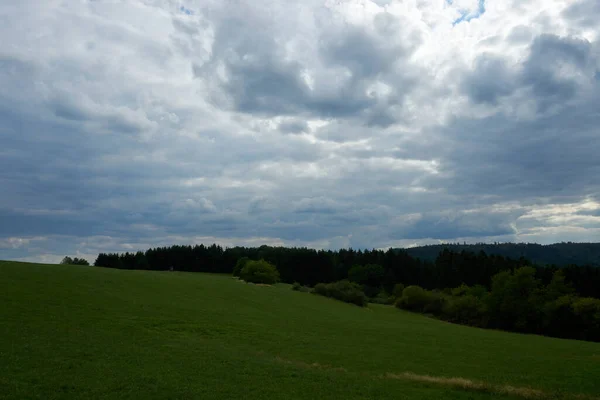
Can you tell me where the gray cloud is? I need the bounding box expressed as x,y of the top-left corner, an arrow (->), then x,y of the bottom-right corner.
521,34 -> 593,110
417,93 -> 600,203
278,119 -> 309,134
562,0 -> 600,28
462,34 -> 596,110
462,54 -> 516,104
196,7 -> 421,125
506,25 -> 532,44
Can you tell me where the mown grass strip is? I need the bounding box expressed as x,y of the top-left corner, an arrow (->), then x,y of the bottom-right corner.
384,372 -> 600,400
272,354 -> 600,400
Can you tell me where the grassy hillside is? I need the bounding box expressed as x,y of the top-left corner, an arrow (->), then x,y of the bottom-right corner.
1,260 -> 599,400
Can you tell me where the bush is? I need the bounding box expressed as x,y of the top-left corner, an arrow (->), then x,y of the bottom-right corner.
312,280 -> 367,307
442,295 -> 488,327
543,295 -> 579,338
313,283 -> 328,295
466,284 -> 488,300
60,256 -> 89,266
396,285 -> 431,312
486,267 -> 542,332
239,259 -> 280,284
451,284 -> 470,297
395,286 -> 447,315
392,283 -> 405,299
572,297 -> 600,341
423,290 -> 447,315
391,268 -> 600,342
450,284 -> 488,300
572,297 -> 600,320
291,282 -> 311,292
370,290 -> 395,305
233,257 -> 251,277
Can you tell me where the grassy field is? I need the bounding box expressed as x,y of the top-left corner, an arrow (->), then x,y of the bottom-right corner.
1,261 -> 599,400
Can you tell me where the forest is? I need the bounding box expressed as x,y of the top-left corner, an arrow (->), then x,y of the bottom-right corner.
94,245 -> 600,298
404,242 -> 600,266
93,245 -> 600,342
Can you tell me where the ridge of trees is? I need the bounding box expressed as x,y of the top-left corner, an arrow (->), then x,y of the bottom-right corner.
403,242 -> 600,267
95,245 -> 600,299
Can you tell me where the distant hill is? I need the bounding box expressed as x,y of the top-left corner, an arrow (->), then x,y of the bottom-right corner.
402,242 -> 600,266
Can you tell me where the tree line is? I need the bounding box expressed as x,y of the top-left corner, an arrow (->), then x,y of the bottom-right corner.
395,267 -> 600,342
405,242 -> 600,267
94,245 -> 600,299
94,244 -> 600,341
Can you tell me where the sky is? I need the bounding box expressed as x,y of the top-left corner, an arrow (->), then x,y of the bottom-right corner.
1,0 -> 599,264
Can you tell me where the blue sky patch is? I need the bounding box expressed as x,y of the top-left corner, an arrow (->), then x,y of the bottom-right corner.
452,0 -> 486,25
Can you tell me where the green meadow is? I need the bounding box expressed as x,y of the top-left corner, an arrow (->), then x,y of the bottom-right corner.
1,260 -> 599,399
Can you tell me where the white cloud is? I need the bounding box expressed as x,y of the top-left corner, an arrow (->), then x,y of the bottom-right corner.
0,237 -> 47,249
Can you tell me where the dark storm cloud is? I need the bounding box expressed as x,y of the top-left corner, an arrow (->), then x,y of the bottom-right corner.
319,24 -> 406,78
521,34 -> 593,109
461,54 -> 516,104
278,120 -> 309,134
398,212 -> 517,240
197,9 -> 420,124
193,10 -> 311,115
365,111 -> 397,128
462,34 -> 595,109
415,94 -> 600,204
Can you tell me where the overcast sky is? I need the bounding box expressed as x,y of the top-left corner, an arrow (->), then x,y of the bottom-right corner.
1,0 -> 599,264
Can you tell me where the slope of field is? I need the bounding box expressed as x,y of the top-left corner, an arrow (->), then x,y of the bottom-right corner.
1,260 -> 599,400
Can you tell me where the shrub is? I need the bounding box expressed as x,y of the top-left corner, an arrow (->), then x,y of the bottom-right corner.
395,286 -> 447,315
292,282 -> 312,293
313,283 -> 328,296
451,284 -> 470,297
572,297 -> 600,341
543,295 -> 579,338
451,284 -> 488,299
239,259 -> 280,284
466,284 -> 489,300
443,295 -> 488,327
371,290 -> 395,305
312,280 -> 367,307
423,290 -> 447,315
396,285 -> 431,312
292,282 -> 312,292
60,256 -> 89,266
571,297 -> 600,320
486,267 -> 542,332
233,257 -> 251,277
392,283 -> 405,299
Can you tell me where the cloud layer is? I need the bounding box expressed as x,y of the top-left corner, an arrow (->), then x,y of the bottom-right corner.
1,0 -> 599,263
